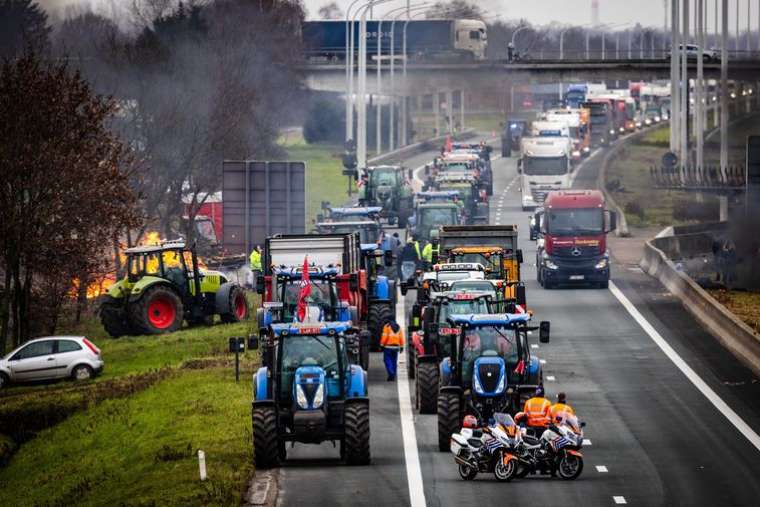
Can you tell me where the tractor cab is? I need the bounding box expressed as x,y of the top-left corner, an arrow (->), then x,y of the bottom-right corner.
316,220 -> 382,246
252,322 -> 370,467
358,166 -> 413,226
436,313 -> 550,451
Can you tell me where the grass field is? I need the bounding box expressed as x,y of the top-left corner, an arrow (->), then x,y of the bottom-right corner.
0,366 -> 256,506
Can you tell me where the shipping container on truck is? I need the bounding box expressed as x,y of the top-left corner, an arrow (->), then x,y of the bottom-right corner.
301,19 -> 487,61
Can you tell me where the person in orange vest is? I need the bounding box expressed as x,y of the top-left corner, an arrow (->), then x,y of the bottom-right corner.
550,392 -> 575,422
515,387 -> 552,433
380,319 -> 405,381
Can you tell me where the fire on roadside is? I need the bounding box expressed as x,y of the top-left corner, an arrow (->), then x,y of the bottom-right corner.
80,231 -> 207,299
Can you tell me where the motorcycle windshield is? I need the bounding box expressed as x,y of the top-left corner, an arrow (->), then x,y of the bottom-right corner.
556,413 -> 582,434
493,412 -> 516,429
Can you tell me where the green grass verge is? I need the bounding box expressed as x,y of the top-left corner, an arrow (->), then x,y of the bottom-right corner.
280,132 -> 355,227
0,366 -> 255,506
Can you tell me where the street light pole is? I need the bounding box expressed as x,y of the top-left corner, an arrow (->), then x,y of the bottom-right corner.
402,8 -> 429,146
671,0 -> 680,153
697,0 -> 705,171
721,0 -> 729,180
345,0 -> 363,143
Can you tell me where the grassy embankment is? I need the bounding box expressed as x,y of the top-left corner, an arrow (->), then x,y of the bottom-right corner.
0,304 -> 260,505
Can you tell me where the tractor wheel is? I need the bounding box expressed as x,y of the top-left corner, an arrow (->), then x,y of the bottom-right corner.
221,285 -> 248,323
367,304 -> 394,351
437,391 -> 461,452
343,402 -> 371,465
100,296 -> 132,338
252,405 -> 280,468
406,344 -> 415,379
416,362 -> 439,414
129,286 -> 183,335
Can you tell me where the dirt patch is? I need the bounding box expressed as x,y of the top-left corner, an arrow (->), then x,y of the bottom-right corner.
708,289 -> 760,334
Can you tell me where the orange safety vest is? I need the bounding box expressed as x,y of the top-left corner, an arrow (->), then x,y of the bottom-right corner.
550,402 -> 575,422
381,324 -> 405,348
523,397 -> 552,428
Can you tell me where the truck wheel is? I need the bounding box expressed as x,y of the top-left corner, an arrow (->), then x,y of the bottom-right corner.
221,285 -> 248,323
129,285 -> 183,335
344,402 -> 370,465
416,362 -> 439,414
252,405 -> 280,468
367,304 -> 393,351
406,344 -> 415,379
100,296 -> 132,338
437,391 -> 461,452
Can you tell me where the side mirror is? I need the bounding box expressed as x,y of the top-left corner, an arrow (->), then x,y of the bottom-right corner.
255,275 -> 265,295
384,250 -> 393,267
247,334 -> 259,350
349,273 -> 359,291
400,283 -> 408,296
516,249 -> 524,264
539,321 -> 550,343
517,158 -> 523,173
580,421 -> 587,428
608,210 -> 618,232
516,285 -> 527,307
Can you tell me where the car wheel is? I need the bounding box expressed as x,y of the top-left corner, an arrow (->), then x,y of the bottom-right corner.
72,364 -> 94,381
0,372 -> 9,389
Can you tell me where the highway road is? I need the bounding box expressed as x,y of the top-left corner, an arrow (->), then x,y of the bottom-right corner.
275,136 -> 760,506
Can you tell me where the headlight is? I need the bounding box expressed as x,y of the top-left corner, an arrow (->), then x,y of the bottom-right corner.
473,372 -> 484,394
600,138 -> 606,144
595,258 -> 609,270
609,129 -> 616,135
635,122 -> 642,128
583,146 -> 591,153
496,370 -> 506,393
296,384 -> 309,409
543,256 -> 559,270
619,127 -> 625,133
312,383 -> 324,408
655,116 -> 661,122
572,150 -> 581,158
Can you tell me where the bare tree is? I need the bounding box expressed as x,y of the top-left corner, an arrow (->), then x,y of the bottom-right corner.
0,0 -> 51,58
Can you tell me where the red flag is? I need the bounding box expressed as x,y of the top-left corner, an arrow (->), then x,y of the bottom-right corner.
296,256 -> 311,322
444,135 -> 453,153
514,359 -> 526,375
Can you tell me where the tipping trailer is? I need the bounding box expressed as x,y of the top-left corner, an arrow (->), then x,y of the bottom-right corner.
435,225 -> 526,309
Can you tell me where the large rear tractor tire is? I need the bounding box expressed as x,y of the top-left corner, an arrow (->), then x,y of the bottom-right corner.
252,405 -> 280,468
437,391 -> 461,452
367,304 -> 394,351
343,402 -> 371,465
416,361 -> 439,414
221,285 -> 248,323
100,296 -> 132,338
129,286 -> 183,335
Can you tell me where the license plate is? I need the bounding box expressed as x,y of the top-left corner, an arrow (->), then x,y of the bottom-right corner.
569,275 -> 585,281
450,441 -> 462,455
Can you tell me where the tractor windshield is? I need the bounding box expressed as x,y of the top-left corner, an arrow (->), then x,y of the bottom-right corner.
279,335 -> 341,400
461,327 -> 519,382
450,252 -> 503,275
437,299 -> 490,324
370,169 -> 397,186
419,207 -> 458,231
279,280 -> 336,320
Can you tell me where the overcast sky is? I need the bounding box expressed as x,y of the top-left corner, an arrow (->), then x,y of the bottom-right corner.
36,0 -> 752,33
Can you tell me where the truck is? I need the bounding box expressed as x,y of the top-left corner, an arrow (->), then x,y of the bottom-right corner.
534,190 -> 617,289
435,225 -> 526,309
518,137 -> 573,210
581,100 -> 613,147
301,19 -> 487,61
500,116 -> 532,158
544,109 -> 591,160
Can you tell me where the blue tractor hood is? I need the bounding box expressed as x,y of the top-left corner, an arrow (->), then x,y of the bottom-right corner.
294,363 -> 327,410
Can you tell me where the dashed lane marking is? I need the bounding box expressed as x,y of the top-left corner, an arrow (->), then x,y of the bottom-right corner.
583,439 -> 592,446
546,375 -> 556,381
395,287 -> 427,507
613,496 -> 627,505
609,281 -> 760,453
530,344 -> 539,349
539,359 -> 547,365
596,466 -> 609,473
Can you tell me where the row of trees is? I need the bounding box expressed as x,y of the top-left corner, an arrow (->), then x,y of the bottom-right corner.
0,0 -> 308,351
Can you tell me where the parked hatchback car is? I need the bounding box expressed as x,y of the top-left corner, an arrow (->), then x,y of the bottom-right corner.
0,336 -> 104,388
668,44 -> 720,62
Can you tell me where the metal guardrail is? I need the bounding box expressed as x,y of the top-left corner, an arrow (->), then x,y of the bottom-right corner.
650,164 -> 747,191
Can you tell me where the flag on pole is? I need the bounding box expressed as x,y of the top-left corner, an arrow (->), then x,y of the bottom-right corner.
444,135 -> 453,153
514,359 -> 526,375
296,256 -> 311,322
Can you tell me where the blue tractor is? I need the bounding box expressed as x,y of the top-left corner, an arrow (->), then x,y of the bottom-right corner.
251,322 -> 370,467
436,313 -> 550,451
360,244 -> 397,350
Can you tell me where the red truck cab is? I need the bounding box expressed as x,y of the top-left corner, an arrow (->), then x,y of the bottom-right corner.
534,190 -> 617,289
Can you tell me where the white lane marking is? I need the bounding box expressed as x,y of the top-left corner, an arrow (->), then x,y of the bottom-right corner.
609,281 -> 760,453
546,375 -> 556,381
613,496 -> 627,505
583,439 -> 592,446
531,344 -> 539,349
395,287 -> 427,507
539,359 -> 547,365
596,465 -> 609,473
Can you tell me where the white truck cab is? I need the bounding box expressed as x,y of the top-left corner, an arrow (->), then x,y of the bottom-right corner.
453,19 -> 488,60
519,136 -> 572,210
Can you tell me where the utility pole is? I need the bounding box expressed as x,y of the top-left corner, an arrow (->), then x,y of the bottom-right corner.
671,0 -> 680,153
697,0 -> 705,171
721,0 -> 729,180
681,0 -> 690,165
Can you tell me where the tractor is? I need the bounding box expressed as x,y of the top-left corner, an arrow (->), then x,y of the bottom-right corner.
436,313 -> 550,451
407,290 -> 493,414
358,165 -> 414,226
251,322 -> 370,467
360,245 -> 397,350
100,241 -> 247,337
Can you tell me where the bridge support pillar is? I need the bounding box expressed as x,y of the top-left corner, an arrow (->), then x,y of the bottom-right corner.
433,92 -> 440,137
719,195 -> 729,221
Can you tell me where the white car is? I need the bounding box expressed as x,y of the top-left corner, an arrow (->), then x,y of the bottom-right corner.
0,336 -> 104,388
668,44 -> 719,62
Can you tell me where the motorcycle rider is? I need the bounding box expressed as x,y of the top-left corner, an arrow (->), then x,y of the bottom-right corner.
550,392 -> 575,421
515,387 -> 552,436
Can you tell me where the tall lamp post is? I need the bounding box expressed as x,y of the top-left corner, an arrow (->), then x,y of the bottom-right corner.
401,7 -> 430,146
345,0 -> 363,144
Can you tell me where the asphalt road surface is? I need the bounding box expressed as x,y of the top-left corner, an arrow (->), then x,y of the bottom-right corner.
276,134 -> 760,507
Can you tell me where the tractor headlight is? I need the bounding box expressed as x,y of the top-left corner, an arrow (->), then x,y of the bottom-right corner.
312,383 -> 324,408
297,384 -> 309,409
618,127 -> 625,133
496,370 -> 506,393
473,372 -> 485,394
609,129 -> 616,136
583,146 -> 591,153
595,257 -> 609,270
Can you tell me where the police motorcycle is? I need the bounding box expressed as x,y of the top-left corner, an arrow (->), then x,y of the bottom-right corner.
516,412 -> 586,480
450,410 -> 522,482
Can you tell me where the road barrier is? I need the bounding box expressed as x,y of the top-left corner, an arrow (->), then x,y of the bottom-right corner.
367,129 -> 476,166
640,233 -> 760,377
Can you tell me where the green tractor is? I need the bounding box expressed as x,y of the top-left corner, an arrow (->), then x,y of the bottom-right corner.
358,165 -> 414,227
100,241 -> 248,337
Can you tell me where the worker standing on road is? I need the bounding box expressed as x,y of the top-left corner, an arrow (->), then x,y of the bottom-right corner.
550,392 -> 575,421
380,319 -> 405,381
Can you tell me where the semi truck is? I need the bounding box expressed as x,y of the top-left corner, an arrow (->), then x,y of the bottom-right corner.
302,19 -> 487,61
534,190 -> 617,289
518,136 -> 573,210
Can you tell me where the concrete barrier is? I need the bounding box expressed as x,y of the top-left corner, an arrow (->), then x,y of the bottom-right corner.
367,129 -> 476,165
640,237 -> 760,377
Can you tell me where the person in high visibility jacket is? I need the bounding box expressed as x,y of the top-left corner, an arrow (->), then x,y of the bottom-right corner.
518,387 -> 552,429
550,392 -> 575,422
421,242 -> 433,264
249,245 -> 262,271
380,319 -> 405,381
